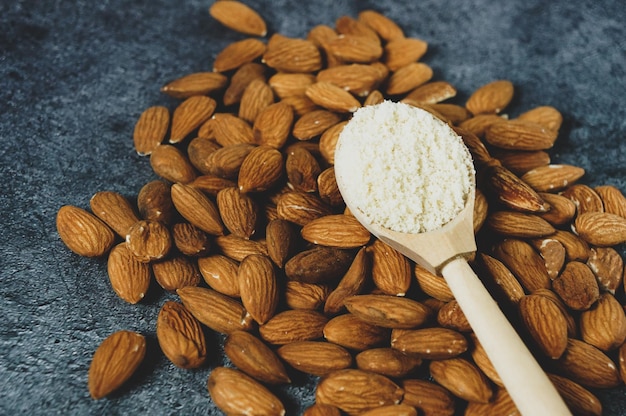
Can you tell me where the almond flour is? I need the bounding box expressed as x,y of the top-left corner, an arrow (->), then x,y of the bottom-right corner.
334,100 -> 474,234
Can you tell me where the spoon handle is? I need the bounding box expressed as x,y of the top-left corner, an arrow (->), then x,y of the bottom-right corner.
441,257 -> 571,416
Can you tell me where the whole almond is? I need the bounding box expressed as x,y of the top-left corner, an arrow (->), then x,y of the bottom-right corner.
359,404 -> 418,416
429,358 -> 493,403
368,239 -> 412,296
160,72 -> 228,99
277,340 -> 353,376
534,288 -> 579,338
356,347 -> 422,378
224,330 -> 290,384
88,330 -> 146,400
305,81 -> 361,113
335,15 -> 380,42
238,254 -> 279,325
107,242 -> 151,304
171,222 -> 210,257
276,191 -> 333,225
253,102 -> 294,148
573,211 -> 626,246
133,106 -> 169,155
519,293 -> 568,359
206,143 -> 255,178
125,219 -> 171,263
327,34 -> 383,64
239,79 -> 275,124
216,187 -> 257,239
303,403 -> 342,416
552,261 -> 600,311
484,164 -> 549,213
561,184 -> 604,215
177,286 -> 255,334
547,373 -> 602,416
213,38 -> 266,73
383,37 -> 428,71
284,281 -> 330,310
316,369 -> 404,415
457,113 -> 505,137
437,300 -> 471,332
137,180 -> 174,224
259,309 -> 328,344
189,175 -> 237,196
286,146 -> 321,193
214,234 -> 268,261
579,292 -> 626,351
197,254 -> 240,297
293,109 -> 342,141
156,301 -> 206,369
211,113 -> 256,147
238,145 -> 284,193
466,79 -> 514,115
224,62 -> 267,106
265,218 -> 295,268
413,264 -> 455,302
323,313 -> 389,351
170,183 -> 224,236
473,188 -> 489,233
187,137 -> 221,175
401,379 -> 456,416
595,184 -> 626,218
494,149 -> 551,176
555,338 -> 621,389
521,164 -> 586,193
90,191 -> 139,238
479,253 -> 525,304
262,37 -> 322,73
517,105 -> 563,132
152,255 -> 201,292
150,144 -> 198,184
285,245 -> 354,284
387,62 -> 433,95
269,72 -> 316,98
57,205 -> 115,257
402,81 -> 457,105
469,334 -> 503,387
429,103 -> 472,125
464,388 -> 519,416
485,119 -> 558,150
391,327 -> 468,359
301,214 -> 370,248
486,211 -> 555,238
587,247 -> 623,294
169,95 -> 216,144
551,229 -> 590,262
209,0 -> 267,37
316,64 -> 383,96
537,192 -> 577,226
317,167 -> 343,207
208,367 -> 285,416
493,238 -> 551,293
344,294 -> 432,329
358,10 -> 404,41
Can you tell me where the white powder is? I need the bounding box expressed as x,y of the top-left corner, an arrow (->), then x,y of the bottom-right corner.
334,100 -> 475,234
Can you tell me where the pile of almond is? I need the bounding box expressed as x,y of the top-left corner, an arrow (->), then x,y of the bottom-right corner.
56,1 -> 626,415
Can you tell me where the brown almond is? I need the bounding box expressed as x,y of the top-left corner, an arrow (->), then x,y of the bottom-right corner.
224,330 -> 290,384
239,78 -> 274,124
469,334 -> 503,387
301,214 -> 370,249
170,183 -> 224,235
391,327 -> 467,359
464,388 -> 519,416
316,369 -> 404,415
494,149 -> 551,176
324,313 -> 389,351
552,261 -> 599,311
171,222 -> 210,257
285,246 -> 354,284
401,379 -> 456,416
206,143 -> 255,179
259,309 -> 328,345
189,175 -> 237,196
285,146 -> 321,193
595,184 -> 626,218
280,94 -> 320,115
214,234 -> 268,261
293,109 -> 342,141
317,167 -> 343,207
125,219 -> 171,263
358,10 -> 404,41
262,37 -> 322,73
551,229 -> 590,262
517,105 -> 563,132
413,264 -> 454,302
324,247 -> 369,315
284,281 -> 330,310
303,403 -> 342,416
493,238 -> 551,293
224,62 -> 267,106
319,121 -> 347,164
485,119 -> 557,151
238,145 -> 284,193
150,144 -> 198,184
473,188 -> 489,233
537,192 -> 577,226
90,191 -> 139,238
187,136 -> 221,175
133,106 -> 169,155
458,113 -> 506,137
561,183 -> 604,215
401,81 -> 457,105
316,64 -> 382,96
335,15 -> 380,42
364,89 -> 384,106
137,180 -> 174,224
387,62 -> 433,95
160,72 -> 228,99
466,79 -> 514,115
429,358 -> 493,403
429,103 -> 472,125
88,330 -> 146,400
211,113 -> 256,147
356,347 -> 422,378
197,254 -> 240,297
152,255 -> 200,292
383,37 -> 428,71
573,211 -> 626,246
305,81 -> 361,113
208,367 -> 285,416
265,218 -> 295,268
107,243 -> 151,304
209,0 -> 267,37
238,254 -> 279,325
368,239 -> 412,296
547,373 -> 602,416
269,72 -> 316,98
484,164 -> 549,213
554,338 -> 621,389
486,211 -> 555,238
479,253 -> 525,304
277,340 -> 353,376
156,301 -> 206,369
253,102 -> 294,148
579,292 -> 626,352
520,164 -> 586,193
359,404 -> 418,416
57,205 -> 115,257
276,191 -> 333,226
587,246 -> 623,294
216,187 -> 257,239
519,293 -> 568,359
327,34 -> 383,63
437,300 -> 471,332
531,237 -> 566,279
169,95 -> 216,144
213,38 -> 266,73
177,286 -> 255,334
344,294 -> 432,329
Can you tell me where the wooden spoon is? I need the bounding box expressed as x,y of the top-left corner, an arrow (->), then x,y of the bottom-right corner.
334,110 -> 570,416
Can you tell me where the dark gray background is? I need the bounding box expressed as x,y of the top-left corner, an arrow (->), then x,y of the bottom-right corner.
1,0 -> 625,414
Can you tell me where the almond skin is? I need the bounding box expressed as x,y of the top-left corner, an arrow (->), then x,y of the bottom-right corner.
262,37 -> 322,73
152,255 -> 201,292
573,211 -> 626,246
259,309 -> 329,345
150,144 -> 198,184
383,37 -> 428,71
156,301 -> 206,369
88,330 -> 146,400
208,367 -> 285,416
57,205 -> 115,257
238,145 -> 284,193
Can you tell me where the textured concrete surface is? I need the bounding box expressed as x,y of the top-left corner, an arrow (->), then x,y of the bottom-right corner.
1,0 -> 625,414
